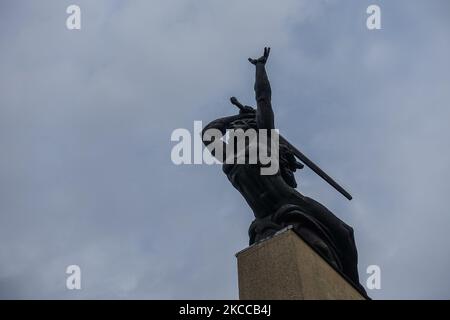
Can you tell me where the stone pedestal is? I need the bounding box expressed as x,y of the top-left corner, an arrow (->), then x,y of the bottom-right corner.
236,227 -> 365,300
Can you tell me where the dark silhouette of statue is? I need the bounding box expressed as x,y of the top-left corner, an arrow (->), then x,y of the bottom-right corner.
202,48 -> 366,295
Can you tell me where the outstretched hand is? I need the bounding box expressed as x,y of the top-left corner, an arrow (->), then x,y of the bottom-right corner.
248,47 -> 270,65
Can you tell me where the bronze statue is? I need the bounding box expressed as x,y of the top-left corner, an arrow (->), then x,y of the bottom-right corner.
202,48 -> 366,295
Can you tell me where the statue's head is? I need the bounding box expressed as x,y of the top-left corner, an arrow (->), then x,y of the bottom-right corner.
226,113 -> 302,189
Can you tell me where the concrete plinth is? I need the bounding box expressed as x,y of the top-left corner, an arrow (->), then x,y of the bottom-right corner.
236,227 -> 365,300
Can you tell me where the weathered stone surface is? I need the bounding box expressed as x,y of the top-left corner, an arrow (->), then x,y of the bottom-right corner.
236,228 -> 365,300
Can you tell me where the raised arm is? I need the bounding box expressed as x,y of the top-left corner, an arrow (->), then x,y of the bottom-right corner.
248,47 -> 274,130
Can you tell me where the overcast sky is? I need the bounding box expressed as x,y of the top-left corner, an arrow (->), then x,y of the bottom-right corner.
1,0 -> 450,299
